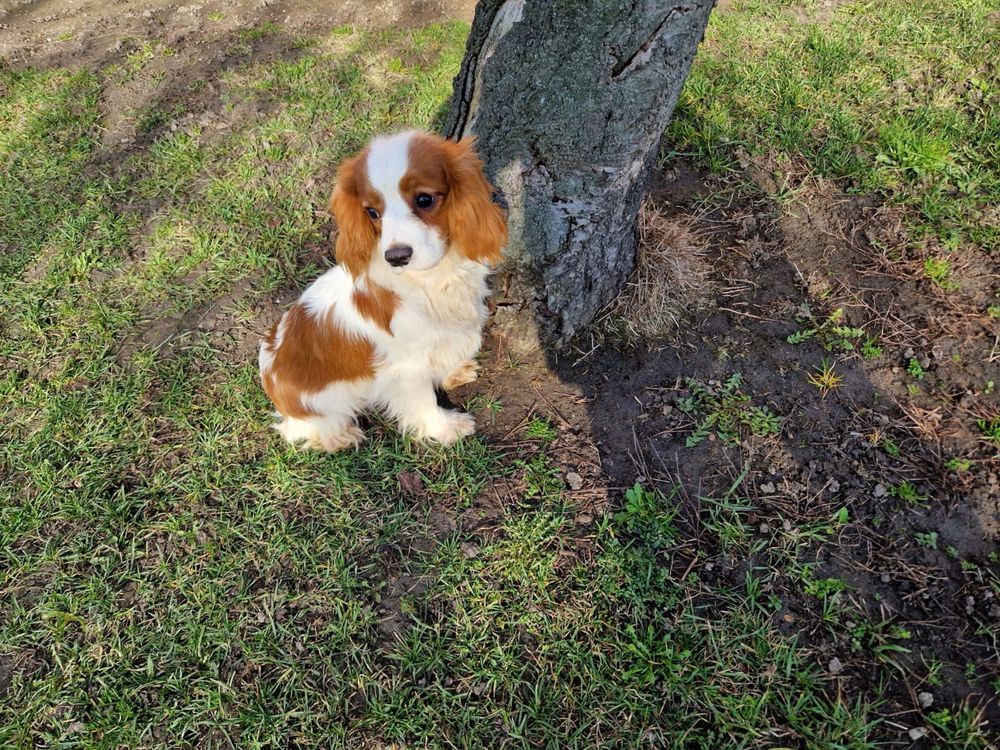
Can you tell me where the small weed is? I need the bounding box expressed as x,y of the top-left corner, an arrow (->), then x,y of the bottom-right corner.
860,336 -> 883,360
793,563 -> 850,599
464,395 -> 503,421
926,704 -> 992,747
945,457 -> 971,472
923,255 -> 958,290
208,11 -> 224,21
787,307 -> 865,352
890,481 -> 928,505
976,417 -> 1000,446
677,373 -> 781,447
616,483 -> 679,549
517,454 -> 563,499
807,358 -> 843,398
915,531 -> 939,550
239,22 -> 281,42
906,358 -> 926,379
924,658 -> 945,687
849,618 -> 912,668
988,304 -> 1000,320
524,417 -> 557,442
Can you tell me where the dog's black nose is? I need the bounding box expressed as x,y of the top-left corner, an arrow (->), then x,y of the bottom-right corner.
385,244 -> 413,267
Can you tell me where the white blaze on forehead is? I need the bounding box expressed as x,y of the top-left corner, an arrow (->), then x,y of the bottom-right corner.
366,130 -> 418,213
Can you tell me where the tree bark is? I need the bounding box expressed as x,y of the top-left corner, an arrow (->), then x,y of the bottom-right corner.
444,0 -> 714,351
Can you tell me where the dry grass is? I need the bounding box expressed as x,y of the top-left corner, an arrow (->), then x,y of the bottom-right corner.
597,202 -> 714,345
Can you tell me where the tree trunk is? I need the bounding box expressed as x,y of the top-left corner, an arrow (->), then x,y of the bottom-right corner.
444,0 -> 714,351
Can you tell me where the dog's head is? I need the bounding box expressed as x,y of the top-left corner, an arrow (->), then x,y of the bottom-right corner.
329,131 -> 507,277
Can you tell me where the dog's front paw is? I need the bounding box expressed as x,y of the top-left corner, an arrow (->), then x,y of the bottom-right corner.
319,423 -> 366,452
424,409 -> 476,445
442,360 -> 478,390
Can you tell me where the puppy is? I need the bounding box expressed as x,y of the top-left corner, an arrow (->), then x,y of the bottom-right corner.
259,131 -> 507,451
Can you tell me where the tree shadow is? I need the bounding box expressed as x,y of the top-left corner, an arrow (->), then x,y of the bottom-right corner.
462,153 -> 1000,738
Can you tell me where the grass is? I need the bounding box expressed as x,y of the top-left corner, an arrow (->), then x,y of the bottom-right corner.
670,0 -> 1000,255
0,19 -> 883,749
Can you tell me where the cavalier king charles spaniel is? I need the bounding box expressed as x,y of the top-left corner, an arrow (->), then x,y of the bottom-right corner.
259,131 -> 507,451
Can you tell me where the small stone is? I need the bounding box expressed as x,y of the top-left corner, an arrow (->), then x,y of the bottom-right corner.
574,513 -> 593,526
828,480 -> 840,493
965,595 -> 975,614
460,542 -> 480,559
880,572 -> 891,584
566,472 -> 584,490
904,347 -> 915,360
989,604 -> 1000,619
760,482 -> 775,494
782,519 -> 792,532
759,522 -> 770,534
873,483 -> 888,498
828,657 -> 843,674
918,691 -> 933,709
908,727 -> 928,741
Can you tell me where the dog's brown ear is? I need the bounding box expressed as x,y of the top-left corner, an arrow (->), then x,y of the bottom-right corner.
330,151 -> 376,277
442,137 -> 507,266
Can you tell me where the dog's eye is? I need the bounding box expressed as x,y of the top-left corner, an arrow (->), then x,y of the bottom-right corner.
365,207 -> 380,220
414,193 -> 435,210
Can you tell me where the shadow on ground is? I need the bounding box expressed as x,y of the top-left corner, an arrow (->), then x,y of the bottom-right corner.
456,153 -> 1000,741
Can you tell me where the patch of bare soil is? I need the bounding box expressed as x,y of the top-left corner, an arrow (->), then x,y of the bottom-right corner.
0,0 -> 475,69
0,0 -> 475,186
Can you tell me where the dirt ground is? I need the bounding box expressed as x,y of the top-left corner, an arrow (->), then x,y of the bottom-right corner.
0,0 -> 476,64
2,0 -> 998,743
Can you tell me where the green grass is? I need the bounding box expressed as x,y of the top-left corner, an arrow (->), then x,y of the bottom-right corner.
670,0 -> 1000,255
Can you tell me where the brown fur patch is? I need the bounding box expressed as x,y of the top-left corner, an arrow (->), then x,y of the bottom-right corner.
261,303 -> 374,418
352,281 -> 400,334
440,136 -> 507,265
408,133 -> 508,266
330,149 -> 380,278
401,135 -> 451,236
